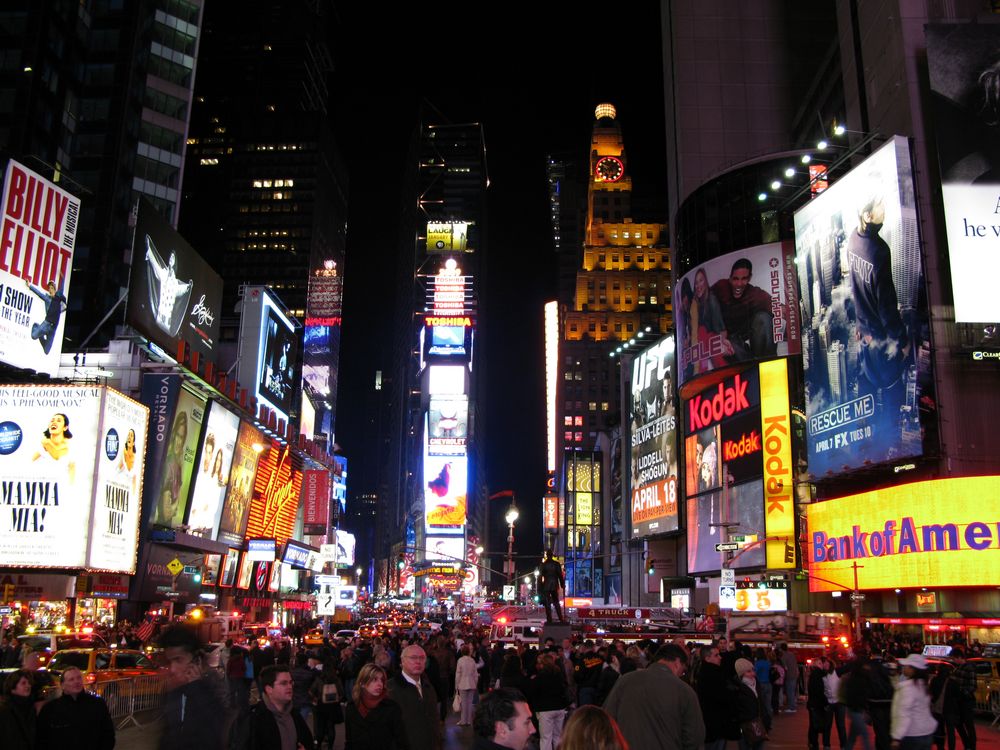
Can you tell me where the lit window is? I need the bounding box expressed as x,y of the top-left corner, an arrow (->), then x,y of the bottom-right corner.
588,402 -> 597,411
574,432 -> 584,442
602,402 -> 609,411
564,372 -> 573,380
200,158 -> 218,166
564,431 -> 573,442
574,372 -> 582,381
650,296 -> 658,305
564,416 -> 573,426
253,180 -> 262,188
574,416 -> 583,426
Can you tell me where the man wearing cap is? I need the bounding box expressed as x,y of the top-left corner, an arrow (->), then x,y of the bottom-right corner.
604,643 -> 705,750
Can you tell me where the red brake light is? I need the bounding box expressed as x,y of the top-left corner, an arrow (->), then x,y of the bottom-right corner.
822,636 -> 830,643
81,626 -> 93,634
497,616 -> 508,624
85,673 -> 96,683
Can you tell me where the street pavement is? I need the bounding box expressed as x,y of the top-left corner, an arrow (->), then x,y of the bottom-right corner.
116,696 -> 1000,750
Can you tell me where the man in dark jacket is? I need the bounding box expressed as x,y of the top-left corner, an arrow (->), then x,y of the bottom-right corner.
697,644 -> 739,750
473,687 -> 536,750
36,666 -> 115,750
249,665 -> 313,750
158,625 -> 230,750
387,644 -> 441,750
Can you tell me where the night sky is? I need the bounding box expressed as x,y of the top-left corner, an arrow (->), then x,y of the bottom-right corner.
331,6 -> 667,557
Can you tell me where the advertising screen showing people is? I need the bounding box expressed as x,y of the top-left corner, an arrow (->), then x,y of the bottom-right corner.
674,242 -> 799,388
627,335 -> 679,538
125,198 -> 223,365
150,387 -> 205,529
0,160 -> 81,376
794,136 -> 932,479
186,401 -> 239,540
686,479 -> 766,574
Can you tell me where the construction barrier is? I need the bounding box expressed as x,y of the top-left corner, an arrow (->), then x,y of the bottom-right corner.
91,674 -> 166,729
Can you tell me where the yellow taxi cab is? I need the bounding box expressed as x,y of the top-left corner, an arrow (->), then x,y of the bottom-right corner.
47,647 -> 162,693
968,656 -> 1000,716
357,624 -> 377,638
303,628 -> 325,646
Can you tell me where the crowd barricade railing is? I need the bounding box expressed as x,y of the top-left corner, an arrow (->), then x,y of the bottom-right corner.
90,674 -> 166,729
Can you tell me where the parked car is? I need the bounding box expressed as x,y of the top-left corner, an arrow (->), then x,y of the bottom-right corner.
16,631 -> 108,667
47,647 -> 162,693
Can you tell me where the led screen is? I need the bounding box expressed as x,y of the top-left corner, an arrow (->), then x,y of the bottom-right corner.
332,530 -> 356,567
244,441 -> 303,545
126,198 -> 222,364
927,25 -> 1000,322
686,479 -> 766,574
423,453 -> 467,534
806,476 -> 1000,591
674,242 -> 799,388
257,302 -> 297,420
627,336 -> 680,538
428,365 -> 465,395
427,397 -> 468,454
0,160 -> 81,376
794,136 -> 931,479
429,325 -> 467,356
186,401 -> 239,540
427,221 -> 473,252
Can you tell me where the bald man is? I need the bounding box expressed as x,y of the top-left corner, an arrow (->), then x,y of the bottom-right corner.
387,644 -> 442,750
36,666 -> 116,750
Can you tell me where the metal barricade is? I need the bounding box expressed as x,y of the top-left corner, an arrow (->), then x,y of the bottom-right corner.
91,674 -> 166,729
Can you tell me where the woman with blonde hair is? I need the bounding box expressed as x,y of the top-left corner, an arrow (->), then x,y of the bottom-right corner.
557,705 -> 629,750
344,663 -> 408,750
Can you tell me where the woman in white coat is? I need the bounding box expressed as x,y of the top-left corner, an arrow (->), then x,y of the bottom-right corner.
455,643 -> 480,726
891,654 -> 939,750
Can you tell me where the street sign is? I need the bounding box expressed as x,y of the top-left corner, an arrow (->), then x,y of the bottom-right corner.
315,591 -> 336,616
715,542 -> 740,552
166,558 -> 184,576
182,565 -> 199,575
502,585 -> 515,601
719,586 -> 736,609
721,568 -> 735,586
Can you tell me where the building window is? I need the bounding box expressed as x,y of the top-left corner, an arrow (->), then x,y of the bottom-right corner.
574,432 -> 584,442
564,416 -> 573,426
574,372 -> 583,380
574,416 -> 583,426
589,402 -> 597,411
564,371 -> 573,380
601,402 -> 609,411
565,431 -> 573,442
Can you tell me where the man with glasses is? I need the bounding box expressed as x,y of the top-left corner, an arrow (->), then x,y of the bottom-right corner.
604,643 -> 705,750
249,664 -> 313,750
388,644 -> 442,750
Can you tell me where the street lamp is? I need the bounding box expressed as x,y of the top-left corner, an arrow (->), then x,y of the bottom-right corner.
505,504 -> 519,585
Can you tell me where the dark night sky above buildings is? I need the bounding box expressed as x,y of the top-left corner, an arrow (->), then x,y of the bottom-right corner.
329,7 -> 666,555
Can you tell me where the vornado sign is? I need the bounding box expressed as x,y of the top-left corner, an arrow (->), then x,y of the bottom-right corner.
806,476 -> 1000,591
759,359 -> 795,569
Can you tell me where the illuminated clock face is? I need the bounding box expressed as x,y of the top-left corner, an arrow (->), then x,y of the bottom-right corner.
595,156 -> 624,182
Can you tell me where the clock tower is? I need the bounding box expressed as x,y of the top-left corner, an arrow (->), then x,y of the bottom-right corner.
587,103 -> 632,244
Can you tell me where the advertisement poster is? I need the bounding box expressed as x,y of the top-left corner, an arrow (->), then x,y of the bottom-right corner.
244,441 -> 303,545
150,387 -> 205,528
0,386 -> 100,567
427,397 -> 468,454
674,242 -> 799,387
126,198 -> 223,364
794,137 -> 930,478
203,553 -> 222,586
236,552 -> 253,589
927,25 -> 1000,322
686,479 -> 766,574
423,453 -> 467,533
186,401 -> 239,539
257,302 -> 297,420
302,469 -> 330,536
426,535 -> 464,563
0,160 -> 80,376
219,548 -> 240,587
426,221 -> 473,252
806,476 -> 1000,591
88,389 -> 149,572
627,336 -> 679,538
332,529 -> 356,567
217,421 -> 265,546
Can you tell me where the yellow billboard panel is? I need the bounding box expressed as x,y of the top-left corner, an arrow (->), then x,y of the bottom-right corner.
806,476 -> 1000,591
760,359 -> 795,569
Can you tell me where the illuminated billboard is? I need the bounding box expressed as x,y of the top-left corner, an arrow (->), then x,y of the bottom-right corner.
427,325 -> 469,357
794,136 -> 931,479
0,385 -> 148,572
424,451 -> 467,534
427,221 -> 474,252
927,25 -> 1000,322
303,258 -> 342,443
427,397 -> 468,454
150,387 -> 205,529
237,286 -> 298,423
428,365 -> 465,395
720,580 -> 790,612
425,259 -> 474,316
627,335 -> 679,538
759,359 -> 796,569
302,469 -> 330,536
332,456 -> 347,516
674,242 -> 799,388
244,441 -> 303,545
186,401 -> 240,540
0,160 -> 80,376
126,198 -> 222,364
806,476 -> 1000,592
687,479 -> 766,574
332,529 -> 356,567
217,421 -> 265,546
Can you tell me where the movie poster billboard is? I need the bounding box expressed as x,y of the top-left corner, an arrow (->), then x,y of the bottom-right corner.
686,479 -> 766,574
427,221 -> 474,252
219,548 -> 240,587
149,387 -> 205,528
627,336 -> 679,538
88,389 -> 149,572
794,136 -> 930,478
186,401 -> 239,540
927,25 -> 1000,323
217,421 -> 265,546
423,453 -> 467,534
674,242 -> 799,388
0,386 -> 96,567
0,160 -> 81,376
126,198 -> 223,364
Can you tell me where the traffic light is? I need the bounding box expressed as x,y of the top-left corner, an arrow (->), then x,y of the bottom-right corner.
397,553 -> 405,571
193,572 -> 202,584
647,559 -> 655,575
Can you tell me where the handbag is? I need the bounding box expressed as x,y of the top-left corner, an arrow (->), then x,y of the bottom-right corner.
453,692 -> 462,713
741,718 -> 768,744
322,683 -> 339,704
